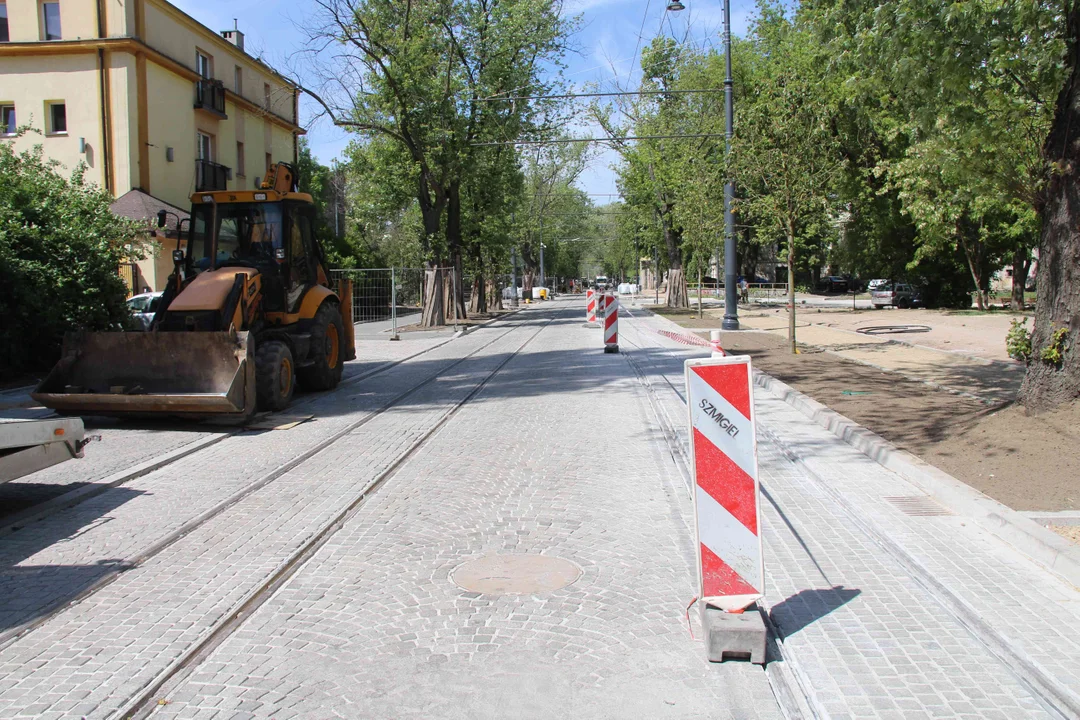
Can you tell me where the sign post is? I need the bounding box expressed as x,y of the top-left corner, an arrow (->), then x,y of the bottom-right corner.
685,355 -> 766,663
586,289 -> 597,324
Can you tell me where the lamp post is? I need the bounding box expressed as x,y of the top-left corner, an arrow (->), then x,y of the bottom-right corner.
669,0 -> 739,330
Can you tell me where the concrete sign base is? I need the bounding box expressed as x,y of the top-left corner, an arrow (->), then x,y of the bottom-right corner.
702,604 -> 767,665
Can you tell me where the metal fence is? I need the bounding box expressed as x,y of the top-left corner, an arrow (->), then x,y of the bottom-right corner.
330,267 -> 467,339
687,282 -> 790,304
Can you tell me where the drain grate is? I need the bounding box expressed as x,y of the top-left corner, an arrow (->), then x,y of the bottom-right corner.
884,496 -> 954,517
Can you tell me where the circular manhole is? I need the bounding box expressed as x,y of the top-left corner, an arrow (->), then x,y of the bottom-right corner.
451,554 -> 582,595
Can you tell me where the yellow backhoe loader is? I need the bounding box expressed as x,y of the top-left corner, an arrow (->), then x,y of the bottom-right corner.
33,163 -> 356,421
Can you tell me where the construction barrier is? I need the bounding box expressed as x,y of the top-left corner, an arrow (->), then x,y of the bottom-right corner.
586,289 -> 597,322
603,294 -> 619,353
684,356 -> 762,613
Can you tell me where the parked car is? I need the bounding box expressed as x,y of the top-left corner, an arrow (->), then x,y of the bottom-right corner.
867,278 -> 889,292
820,276 -> 849,293
871,283 -> 921,308
616,282 -> 639,295
126,291 -> 163,330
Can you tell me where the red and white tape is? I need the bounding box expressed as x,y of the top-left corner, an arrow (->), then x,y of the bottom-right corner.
684,356 -> 762,613
657,329 -> 726,356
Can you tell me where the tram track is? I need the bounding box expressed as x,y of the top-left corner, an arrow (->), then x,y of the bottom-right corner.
116,311 -> 554,720
0,315 -> 532,653
0,312 -> 520,538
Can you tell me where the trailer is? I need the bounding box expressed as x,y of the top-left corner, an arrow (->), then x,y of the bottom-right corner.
0,417 -> 88,483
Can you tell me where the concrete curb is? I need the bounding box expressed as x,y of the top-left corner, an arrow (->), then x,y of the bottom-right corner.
752,370 -> 1080,589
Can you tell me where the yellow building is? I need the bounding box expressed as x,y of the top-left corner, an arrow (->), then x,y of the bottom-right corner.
0,0 -> 304,290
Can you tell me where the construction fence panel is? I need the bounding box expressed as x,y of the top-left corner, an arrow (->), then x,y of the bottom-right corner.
330,268 -> 463,335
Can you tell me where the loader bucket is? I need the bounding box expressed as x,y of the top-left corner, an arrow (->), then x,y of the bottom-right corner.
32,330 -> 256,420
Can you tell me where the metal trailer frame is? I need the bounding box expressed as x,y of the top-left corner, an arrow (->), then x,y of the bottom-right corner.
0,417 -> 87,484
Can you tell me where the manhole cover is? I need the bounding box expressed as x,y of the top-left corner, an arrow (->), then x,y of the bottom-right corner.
451,554 -> 582,595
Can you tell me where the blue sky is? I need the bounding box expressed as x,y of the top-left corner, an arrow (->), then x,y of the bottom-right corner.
172,0 -> 757,200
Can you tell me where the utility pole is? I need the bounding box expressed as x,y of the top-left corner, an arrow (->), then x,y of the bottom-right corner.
720,0 -> 740,330
669,0 -> 738,328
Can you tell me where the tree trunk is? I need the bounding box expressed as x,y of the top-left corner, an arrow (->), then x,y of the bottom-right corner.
662,221 -> 688,308
523,270 -> 535,301
1011,247 -> 1029,311
959,224 -> 987,310
417,174 -> 446,328
1019,4 -> 1080,411
446,183 -> 468,321
787,225 -> 797,354
469,272 -> 487,315
420,265 -> 445,327
488,279 -> 503,311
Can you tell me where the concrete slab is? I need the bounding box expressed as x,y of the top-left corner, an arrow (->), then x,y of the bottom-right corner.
701,605 -> 767,665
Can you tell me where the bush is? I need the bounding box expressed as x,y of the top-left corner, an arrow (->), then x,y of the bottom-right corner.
1005,318 -> 1032,362
0,136 -> 143,379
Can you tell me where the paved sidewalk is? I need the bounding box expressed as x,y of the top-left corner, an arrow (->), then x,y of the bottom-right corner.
621,307 -> 1080,719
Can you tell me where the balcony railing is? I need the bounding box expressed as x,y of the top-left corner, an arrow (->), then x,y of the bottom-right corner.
195,159 -> 230,191
194,78 -> 227,118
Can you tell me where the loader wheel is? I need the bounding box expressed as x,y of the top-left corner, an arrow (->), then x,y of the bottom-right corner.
298,302 -> 345,392
256,340 -> 295,412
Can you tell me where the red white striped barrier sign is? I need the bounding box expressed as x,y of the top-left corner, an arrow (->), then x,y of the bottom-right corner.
685,356 -> 762,613
586,289 -> 597,323
603,295 -> 619,353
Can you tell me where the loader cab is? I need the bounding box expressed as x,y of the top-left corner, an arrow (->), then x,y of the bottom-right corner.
189,197 -> 319,314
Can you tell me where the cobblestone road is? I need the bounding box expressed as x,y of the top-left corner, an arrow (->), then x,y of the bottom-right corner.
0,298 -> 1076,719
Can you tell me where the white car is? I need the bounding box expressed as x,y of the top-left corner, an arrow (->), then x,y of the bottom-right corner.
617,283 -> 638,295
126,292 -> 163,330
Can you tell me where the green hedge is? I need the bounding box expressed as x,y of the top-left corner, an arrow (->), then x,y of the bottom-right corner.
0,137 -> 142,379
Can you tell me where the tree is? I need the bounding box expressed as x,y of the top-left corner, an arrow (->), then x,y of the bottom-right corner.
731,3 -> 845,352
1020,4 -> 1080,411
593,37 -> 698,308
298,0 -> 574,326
805,0 -> 1064,310
513,141 -> 590,295
0,137 -> 143,378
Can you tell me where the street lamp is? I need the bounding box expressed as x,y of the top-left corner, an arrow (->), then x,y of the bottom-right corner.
670,0 -> 739,330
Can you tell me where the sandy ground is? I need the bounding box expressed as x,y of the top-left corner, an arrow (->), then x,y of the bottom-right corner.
745,306 -> 1027,362
1051,526 -> 1080,543
652,307 -> 1079,517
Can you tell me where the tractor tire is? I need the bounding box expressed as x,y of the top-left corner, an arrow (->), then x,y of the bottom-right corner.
298,302 -> 345,392
255,340 -> 295,412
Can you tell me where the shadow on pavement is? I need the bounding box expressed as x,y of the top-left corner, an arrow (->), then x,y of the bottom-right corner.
0,487 -> 143,633
769,586 -> 862,639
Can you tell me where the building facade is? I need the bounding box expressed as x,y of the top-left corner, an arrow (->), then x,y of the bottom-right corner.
0,0 -> 304,290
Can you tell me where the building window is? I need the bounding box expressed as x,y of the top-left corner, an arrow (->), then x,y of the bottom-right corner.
263,83 -> 271,111
46,101 -> 66,134
195,50 -> 212,79
234,66 -> 243,95
265,152 -> 272,172
236,141 -> 245,177
1,3 -> 9,43
1,104 -> 15,135
42,2 -> 61,41
197,131 -> 213,161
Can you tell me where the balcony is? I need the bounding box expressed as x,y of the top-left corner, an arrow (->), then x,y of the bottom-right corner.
195,159 -> 230,191
194,78 -> 228,118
